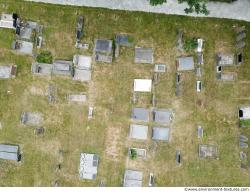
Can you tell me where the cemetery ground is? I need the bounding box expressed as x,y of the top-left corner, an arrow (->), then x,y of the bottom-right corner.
0,0 -> 250,186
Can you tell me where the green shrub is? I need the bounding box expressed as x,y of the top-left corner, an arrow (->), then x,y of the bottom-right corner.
184,38 -> 198,51
36,51 -> 53,64
149,0 -> 167,6
178,0 -> 209,15
130,149 -> 137,160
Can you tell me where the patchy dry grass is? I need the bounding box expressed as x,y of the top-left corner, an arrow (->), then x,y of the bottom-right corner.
0,0 -> 249,187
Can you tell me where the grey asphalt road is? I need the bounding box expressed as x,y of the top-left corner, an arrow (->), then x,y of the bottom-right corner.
25,0 -> 250,22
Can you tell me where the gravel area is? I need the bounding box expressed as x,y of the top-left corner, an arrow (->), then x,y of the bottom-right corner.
25,0 -> 250,22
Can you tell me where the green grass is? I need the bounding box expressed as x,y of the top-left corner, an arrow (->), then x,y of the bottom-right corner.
0,0 -> 249,187
36,51 -> 53,64
240,119 -> 250,128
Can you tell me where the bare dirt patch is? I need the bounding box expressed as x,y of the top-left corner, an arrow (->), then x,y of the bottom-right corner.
105,126 -> 123,161
28,86 -> 46,96
38,139 -> 61,158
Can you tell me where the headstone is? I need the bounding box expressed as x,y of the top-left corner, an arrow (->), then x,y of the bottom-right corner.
236,53 -> 243,65
148,173 -> 155,187
115,44 -> 120,58
236,33 -> 246,42
75,42 -> 89,49
152,141 -> 157,155
196,67 -> 203,77
132,92 -> 138,104
99,180 -> 106,187
176,83 -> 182,97
154,64 -> 166,73
68,94 -> 87,103
241,163 -> 248,170
176,150 -> 181,165
36,36 -> 42,49
197,126 -> 203,139
152,94 -> 156,107
56,164 -> 62,171
176,29 -> 184,53
236,26 -> 246,34
236,41 -> 246,49
53,180 -> 60,187
35,127 -> 45,135
216,65 -> 222,73
240,142 -> 248,149
88,107 -> 94,119
176,73 -> 181,84
240,135 -> 248,142
153,73 -> 159,84
176,73 -> 182,97
47,85 -> 56,104
240,151 -> 247,160
197,53 -> 203,65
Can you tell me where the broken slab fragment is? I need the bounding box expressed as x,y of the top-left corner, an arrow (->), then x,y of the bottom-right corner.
21,112 -> 44,126
199,144 -> 218,159
67,93 -> 87,103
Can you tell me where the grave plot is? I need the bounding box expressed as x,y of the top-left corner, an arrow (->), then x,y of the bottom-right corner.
21,112 -> 44,126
